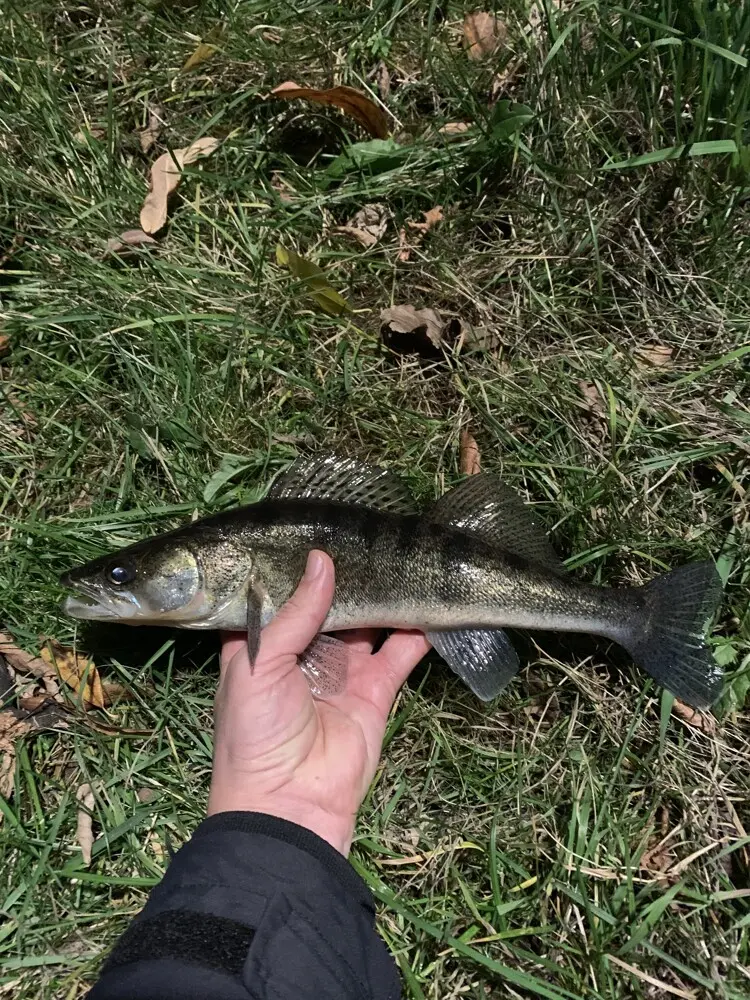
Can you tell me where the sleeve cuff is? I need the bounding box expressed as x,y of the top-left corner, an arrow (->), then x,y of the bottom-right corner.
192,812 -> 374,911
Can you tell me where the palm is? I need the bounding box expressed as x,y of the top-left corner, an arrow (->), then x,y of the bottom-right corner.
208,551 -> 430,853
213,628 -> 430,822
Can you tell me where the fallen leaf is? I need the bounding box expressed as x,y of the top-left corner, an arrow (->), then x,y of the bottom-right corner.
138,104 -> 164,154
0,633 -> 60,698
101,681 -> 137,707
73,126 -> 106,144
375,60 -> 391,100
270,81 -> 389,139
41,641 -> 104,710
0,710 -> 32,798
335,203 -> 389,248
140,136 -> 220,235
381,304 -> 445,356
182,41 -> 219,72
408,205 -> 444,233
636,344 -> 674,369
261,29 -> 282,44
137,787 -> 156,804
463,11 -> 507,60
397,227 -> 411,261
275,245 -> 351,316
578,380 -> 605,418
672,698 -> 717,734
106,229 -> 158,255
439,122 -> 472,137
0,334 -> 9,357
460,430 -> 482,475
460,323 -> 501,353
76,783 -> 95,865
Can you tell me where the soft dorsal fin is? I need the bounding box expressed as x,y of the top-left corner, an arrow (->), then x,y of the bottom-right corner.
427,474 -> 565,573
266,454 -> 416,514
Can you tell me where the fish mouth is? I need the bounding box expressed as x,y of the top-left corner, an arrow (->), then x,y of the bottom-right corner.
61,579 -> 140,622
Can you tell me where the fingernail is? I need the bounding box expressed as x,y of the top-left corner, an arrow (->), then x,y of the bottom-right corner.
306,550 -> 326,579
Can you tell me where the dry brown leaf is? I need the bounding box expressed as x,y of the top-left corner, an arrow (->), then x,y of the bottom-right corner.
335,203 -> 389,248
76,783 -> 95,865
0,633 -> 59,698
439,122 -> 472,137
41,641 -> 104,710
0,711 -> 32,798
381,305 -> 445,356
672,699 -> 717,734
408,205 -> 444,233
73,126 -> 105,144
463,11 -> 507,60
0,334 -> 9,357
460,430 -> 482,475
137,787 -> 156,804
101,681 -> 136,707
270,81 -> 389,139
140,136 -> 220,235
578,380 -> 605,417
182,41 -> 219,72
636,344 -> 674,369
138,104 -> 164,154
375,61 -> 391,100
261,29 -> 282,43
397,227 -> 411,261
106,229 -> 158,255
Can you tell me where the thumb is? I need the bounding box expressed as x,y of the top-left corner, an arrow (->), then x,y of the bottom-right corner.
260,550 -> 335,662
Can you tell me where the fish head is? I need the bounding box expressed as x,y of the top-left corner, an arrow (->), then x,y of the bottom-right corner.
61,536 -> 208,624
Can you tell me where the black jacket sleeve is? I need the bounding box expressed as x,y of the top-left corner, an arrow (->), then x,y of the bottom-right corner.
87,812 -> 401,1000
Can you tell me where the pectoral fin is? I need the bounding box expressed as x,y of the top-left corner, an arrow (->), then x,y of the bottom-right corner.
298,634 -> 348,697
427,627 -> 520,701
246,584 -> 263,670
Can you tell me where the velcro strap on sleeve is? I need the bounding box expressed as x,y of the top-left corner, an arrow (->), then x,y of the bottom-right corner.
102,909 -> 255,979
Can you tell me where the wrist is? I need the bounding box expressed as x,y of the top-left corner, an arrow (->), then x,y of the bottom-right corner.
206,789 -> 356,855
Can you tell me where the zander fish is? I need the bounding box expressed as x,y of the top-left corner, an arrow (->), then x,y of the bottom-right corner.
61,454 -> 723,706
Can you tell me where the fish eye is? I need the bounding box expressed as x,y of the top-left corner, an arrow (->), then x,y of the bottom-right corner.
106,562 -> 135,586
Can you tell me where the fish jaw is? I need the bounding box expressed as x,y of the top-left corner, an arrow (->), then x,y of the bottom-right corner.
61,578 -> 142,622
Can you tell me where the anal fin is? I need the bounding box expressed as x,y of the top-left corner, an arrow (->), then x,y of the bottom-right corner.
427,627 -> 520,701
298,634 -> 348,697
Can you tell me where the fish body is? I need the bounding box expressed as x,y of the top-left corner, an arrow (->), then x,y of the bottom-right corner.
61,455 -> 723,707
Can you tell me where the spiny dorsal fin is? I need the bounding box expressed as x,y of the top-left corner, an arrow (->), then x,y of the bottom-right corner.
427,474 -> 565,573
267,454 -> 416,514
426,627 -> 520,701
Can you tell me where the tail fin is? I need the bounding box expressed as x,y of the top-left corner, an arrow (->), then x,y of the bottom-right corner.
625,561 -> 723,708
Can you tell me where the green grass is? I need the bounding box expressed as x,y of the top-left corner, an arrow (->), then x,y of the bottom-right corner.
1,0 -> 750,996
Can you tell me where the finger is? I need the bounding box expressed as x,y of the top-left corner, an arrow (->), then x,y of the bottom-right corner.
375,630 -> 432,693
259,550 -> 335,663
336,627 -> 380,656
219,630 -> 247,681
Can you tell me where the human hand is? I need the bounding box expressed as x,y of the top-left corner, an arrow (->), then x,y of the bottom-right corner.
207,550 -> 431,855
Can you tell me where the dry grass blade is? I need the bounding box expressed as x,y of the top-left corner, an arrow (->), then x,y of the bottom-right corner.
270,81 -> 389,138
140,136 -> 220,235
